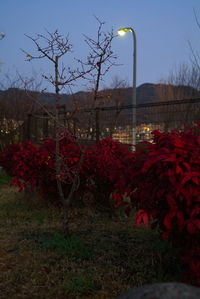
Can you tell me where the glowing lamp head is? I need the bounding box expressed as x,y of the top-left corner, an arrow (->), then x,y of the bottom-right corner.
118,29 -> 126,36
117,27 -> 131,37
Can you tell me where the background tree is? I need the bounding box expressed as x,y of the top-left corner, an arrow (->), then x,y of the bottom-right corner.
0,73 -> 43,121
154,9 -> 200,131
156,63 -> 200,101
189,9 -> 200,72
0,73 -> 44,151
155,63 -> 200,131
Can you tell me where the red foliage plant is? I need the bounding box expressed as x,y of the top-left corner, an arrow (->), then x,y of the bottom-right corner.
1,124 -> 200,285
130,123 -> 200,286
0,132 -> 84,204
82,138 -> 134,213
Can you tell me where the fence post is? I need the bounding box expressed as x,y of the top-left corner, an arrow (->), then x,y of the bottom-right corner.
26,113 -> 32,141
95,108 -> 100,144
33,116 -> 38,142
43,113 -> 49,138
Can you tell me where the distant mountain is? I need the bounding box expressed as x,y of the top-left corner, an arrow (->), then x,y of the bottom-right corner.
110,83 -> 200,106
0,88 -> 69,104
137,83 -> 159,104
0,83 -> 199,110
68,83 -> 200,107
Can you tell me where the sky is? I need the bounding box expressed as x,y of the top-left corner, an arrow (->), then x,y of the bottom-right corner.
1,0 -> 200,93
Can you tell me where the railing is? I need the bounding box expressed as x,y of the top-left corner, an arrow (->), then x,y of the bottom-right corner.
1,97 -> 200,150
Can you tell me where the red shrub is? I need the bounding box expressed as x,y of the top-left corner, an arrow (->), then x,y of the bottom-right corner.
0,143 -> 21,175
0,132 -> 84,204
1,125 -> 199,285
82,138 -> 134,213
130,123 -> 200,286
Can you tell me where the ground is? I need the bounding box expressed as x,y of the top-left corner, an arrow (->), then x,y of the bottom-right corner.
0,184 -> 181,298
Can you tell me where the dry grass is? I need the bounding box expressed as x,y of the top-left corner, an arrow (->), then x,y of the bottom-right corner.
0,183 -> 181,298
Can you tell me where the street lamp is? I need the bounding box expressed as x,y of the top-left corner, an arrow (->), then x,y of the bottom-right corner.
117,27 -> 137,147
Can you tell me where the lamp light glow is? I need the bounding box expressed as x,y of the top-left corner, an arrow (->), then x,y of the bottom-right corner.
117,29 -> 126,36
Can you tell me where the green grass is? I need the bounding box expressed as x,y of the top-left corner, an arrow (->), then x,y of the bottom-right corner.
0,173 -> 11,186
27,231 -> 94,259
0,185 -> 181,298
63,274 -> 96,296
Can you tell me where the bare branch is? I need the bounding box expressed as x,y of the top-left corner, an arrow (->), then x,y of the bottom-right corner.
84,17 -> 118,104
194,8 -> 200,30
22,30 -> 73,63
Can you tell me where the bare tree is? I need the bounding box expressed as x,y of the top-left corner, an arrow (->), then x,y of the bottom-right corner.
158,9 -> 200,102
0,72 -> 43,123
188,9 -> 200,72
81,17 -> 118,142
151,9 -> 200,132
84,17 -> 118,104
157,63 -> 200,101
0,73 -> 44,154
106,75 -> 129,106
155,63 -> 200,131
22,29 -> 92,237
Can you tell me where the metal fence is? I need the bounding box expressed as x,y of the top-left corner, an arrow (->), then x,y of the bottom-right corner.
69,97 -> 200,144
1,97 -> 199,150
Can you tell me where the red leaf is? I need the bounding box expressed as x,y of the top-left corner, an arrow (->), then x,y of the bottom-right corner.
197,136 -> 200,146
161,231 -> 170,240
125,206 -> 131,217
42,267 -> 51,274
166,194 -> 177,209
181,172 -> 200,186
163,211 -> 176,230
193,219 -> 200,230
177,211 -> 185,231
176,165 -> 183,175
191,207 -> 200,218
182,162 -> 191,171
187,222 -> 197,234
135,210 -> 149,228
192,176 -> 199,185
11,177 -> 20,186
112,193 -> 122,205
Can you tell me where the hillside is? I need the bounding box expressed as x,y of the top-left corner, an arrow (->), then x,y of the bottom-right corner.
0,83 -> 199,112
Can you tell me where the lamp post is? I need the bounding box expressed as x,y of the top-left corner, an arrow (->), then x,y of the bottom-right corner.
117,27 -> 137,147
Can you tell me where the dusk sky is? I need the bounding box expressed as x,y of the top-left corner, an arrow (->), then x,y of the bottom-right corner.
1,0 -> 200,93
